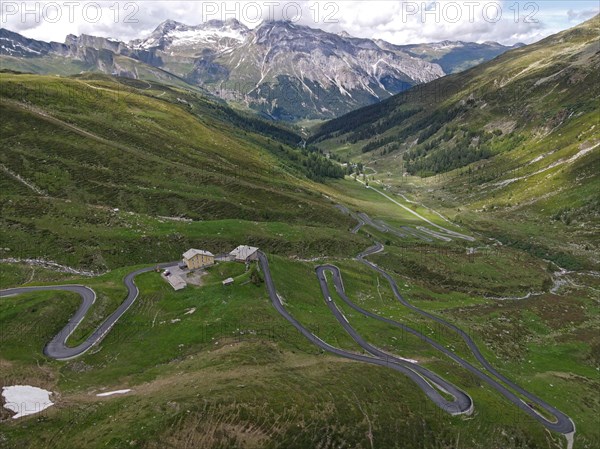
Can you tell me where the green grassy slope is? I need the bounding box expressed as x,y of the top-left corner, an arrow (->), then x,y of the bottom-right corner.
0,72 -> 356,270
0,52 -> 205,93
3,256 -> 592,449
0,175 -> 597,448
312,16 -> 599,173
1,23 -> 599,449
312,15 -> 599,269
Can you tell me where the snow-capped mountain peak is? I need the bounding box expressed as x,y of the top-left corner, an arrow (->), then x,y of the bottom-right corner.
1,20 -> 519,120
131,18 -> 249,51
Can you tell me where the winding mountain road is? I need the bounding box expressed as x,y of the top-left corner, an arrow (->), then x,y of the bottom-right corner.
351,178 -> 475,242
0,262 -> 175,360
259,250 -> 574,435
259,251 -> 471,415
349,246 -> 573,433
262,204 -> 574,436
0,233 -> 574,436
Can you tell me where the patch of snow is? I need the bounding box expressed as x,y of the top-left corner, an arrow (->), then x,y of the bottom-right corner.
433,41 -> 463,50
134,37 -> 158,49
2,385 -> 54,419
564,419 -> 576,449
398,356 -> 419,364
0,39 -> 42,55
168,27 -> 246,47
158,215 -> 193,223
96,389 -> 132,397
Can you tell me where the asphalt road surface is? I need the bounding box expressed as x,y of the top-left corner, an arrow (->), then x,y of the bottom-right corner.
0,262 -> 176,360
331,204 -> 573,434
258,251 -> 472,415
356,243 -> 574,433
1,241 -> 574,434
259,241 -> 575,435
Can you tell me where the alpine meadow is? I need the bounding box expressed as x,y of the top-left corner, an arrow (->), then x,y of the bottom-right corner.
0,4 -> 598,449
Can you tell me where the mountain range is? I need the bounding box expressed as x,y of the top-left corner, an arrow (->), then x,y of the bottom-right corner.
313,14 -> 599,269
0,20 -> 520,120
1,13 -> 599,449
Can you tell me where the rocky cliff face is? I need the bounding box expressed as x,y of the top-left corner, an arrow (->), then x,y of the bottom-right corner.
125,20 -> 447,119
0,28 -> 58,57
0,21 -> 515,120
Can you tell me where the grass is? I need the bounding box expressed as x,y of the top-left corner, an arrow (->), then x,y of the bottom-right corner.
203,262 -> 247,284
323,179 -> 455,230
0,194 -> 366,271
370,243 -> 552,298
310,138 -> 598,448
4,254 -> 594,449
1,51 -> 599,447
3,157 -> 596,448
0,263 -> 79,288
0,72 -> 368,272
312,16 -> 599,271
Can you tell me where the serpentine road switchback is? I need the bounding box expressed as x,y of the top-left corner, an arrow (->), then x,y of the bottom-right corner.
0,215 -> 574,438
0,262 -> 176,360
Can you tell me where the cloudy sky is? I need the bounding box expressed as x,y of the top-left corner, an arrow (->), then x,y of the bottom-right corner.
1,1 -> 598,45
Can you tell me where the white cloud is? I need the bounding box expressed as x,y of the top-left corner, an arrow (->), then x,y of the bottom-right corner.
0,1 -> 597,45
567,8 -> 598,22
321,1 -> 576,45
